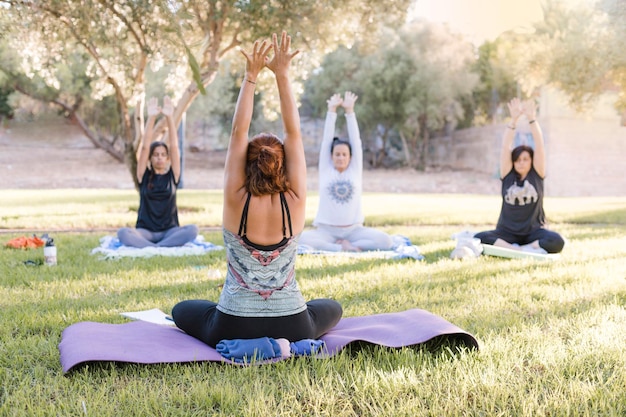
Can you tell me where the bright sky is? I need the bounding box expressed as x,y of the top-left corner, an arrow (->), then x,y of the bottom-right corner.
409,0 -> 545,44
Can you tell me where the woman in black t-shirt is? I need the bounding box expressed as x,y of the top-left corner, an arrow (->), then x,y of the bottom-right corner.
117,96 -> 198,248
475,98 -> 564,254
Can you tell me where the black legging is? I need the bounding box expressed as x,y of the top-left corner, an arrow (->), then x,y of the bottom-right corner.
171,299 -> 343,347
474,227 -> 565,254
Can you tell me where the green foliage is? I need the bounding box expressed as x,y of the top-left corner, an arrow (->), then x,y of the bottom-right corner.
0,85 -> 14,119
599,0 -> 626,117
304,22 -> 478,169
1,191 -> 626,416
356,38 -> 417,142
399,20 -> 478,132
464,39 -> 519,127
504,0 -> 625,118
0,0 -> 412,182
540,2 -> 611,107
302,45 -> 365,119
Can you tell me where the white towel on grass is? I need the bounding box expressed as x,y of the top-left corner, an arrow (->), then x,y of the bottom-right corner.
297,235 -> 424,261
91,235 -> 223,259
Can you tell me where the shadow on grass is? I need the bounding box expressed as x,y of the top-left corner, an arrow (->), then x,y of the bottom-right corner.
6,224 -> 625,358
342,334 -> 479,359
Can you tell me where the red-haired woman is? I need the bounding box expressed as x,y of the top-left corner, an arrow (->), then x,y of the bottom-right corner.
172,32 -> 342,347
117,96 -> 198,248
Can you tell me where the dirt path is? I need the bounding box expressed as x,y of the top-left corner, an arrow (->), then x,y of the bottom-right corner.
0,119 -> 499,194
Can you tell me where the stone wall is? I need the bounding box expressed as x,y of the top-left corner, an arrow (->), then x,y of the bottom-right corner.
428,125 -> 502,177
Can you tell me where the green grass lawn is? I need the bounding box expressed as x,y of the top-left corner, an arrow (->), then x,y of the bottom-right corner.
2,190 -> 626,416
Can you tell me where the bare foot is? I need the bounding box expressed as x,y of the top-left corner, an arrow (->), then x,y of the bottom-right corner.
340,240 -> 361,252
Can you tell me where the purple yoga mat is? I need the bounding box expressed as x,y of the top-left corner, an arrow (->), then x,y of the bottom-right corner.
59,308 -> 478,373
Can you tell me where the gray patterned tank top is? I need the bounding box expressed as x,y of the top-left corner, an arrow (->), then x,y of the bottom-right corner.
217,193 -> 306,317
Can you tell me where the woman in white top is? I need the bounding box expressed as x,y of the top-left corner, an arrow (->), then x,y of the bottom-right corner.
299,92 -> 393,252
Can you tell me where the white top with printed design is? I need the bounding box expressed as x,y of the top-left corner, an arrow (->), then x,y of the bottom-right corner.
313,111 -> 364,227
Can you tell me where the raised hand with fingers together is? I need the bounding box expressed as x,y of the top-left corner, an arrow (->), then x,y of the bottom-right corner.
161,96 -> 174,117
507,97 -> 524,123
147,97 -> 160,117
342,91 -> 358,114
327,93 -> 343,112
523,99 -> 537,122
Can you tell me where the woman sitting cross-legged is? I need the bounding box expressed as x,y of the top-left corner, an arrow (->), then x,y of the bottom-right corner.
298,92 -> 393,252
117,96 -> 198,248
474,97 -> 565,254
171,32 -> 343,347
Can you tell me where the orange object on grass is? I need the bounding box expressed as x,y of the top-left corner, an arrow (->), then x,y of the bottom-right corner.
5,236 -> 46,249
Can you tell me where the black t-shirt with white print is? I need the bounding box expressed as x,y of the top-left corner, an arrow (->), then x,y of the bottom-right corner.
496,167 -> 546,235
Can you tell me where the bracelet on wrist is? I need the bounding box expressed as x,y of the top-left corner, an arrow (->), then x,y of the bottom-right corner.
507,124 -> 516,130
245,78 -> 256,85
528,119 -> 536,124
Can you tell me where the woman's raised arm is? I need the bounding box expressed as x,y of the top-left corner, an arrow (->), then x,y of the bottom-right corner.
136,97 -> 160,182
223,39 -> 272,198
319,93 -> 342,172
524,99 -> 546,178
500,98 -> 523,178
162,96 -> 181,183
265,31 -> 305,199
342,91 -> 363,174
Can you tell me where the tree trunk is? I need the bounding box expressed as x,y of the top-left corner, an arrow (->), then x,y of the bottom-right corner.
125,139 -> 139,190
371,127 -> 388,168
421,127 -> 430,170
398,131 -> 411,166
416,114 -> 429,170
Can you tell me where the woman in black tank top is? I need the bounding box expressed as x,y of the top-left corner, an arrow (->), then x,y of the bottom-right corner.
117,96 -> 198,248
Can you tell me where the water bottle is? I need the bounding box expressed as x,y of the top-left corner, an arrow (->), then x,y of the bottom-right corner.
44,238 -> 57,266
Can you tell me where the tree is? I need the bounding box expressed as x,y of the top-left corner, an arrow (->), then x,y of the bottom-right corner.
301,45 -> 365,119
303,21 -> 478,169
503,0 -> 626,124
352,33 -> 417,167
0,0 -> 411,187
0,85 -> 14,126
398,21 -> 478,168
600,0 -> 626,123
0,0 -> 183,174
465,39 -> 518,126
302,36 -> 416,167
